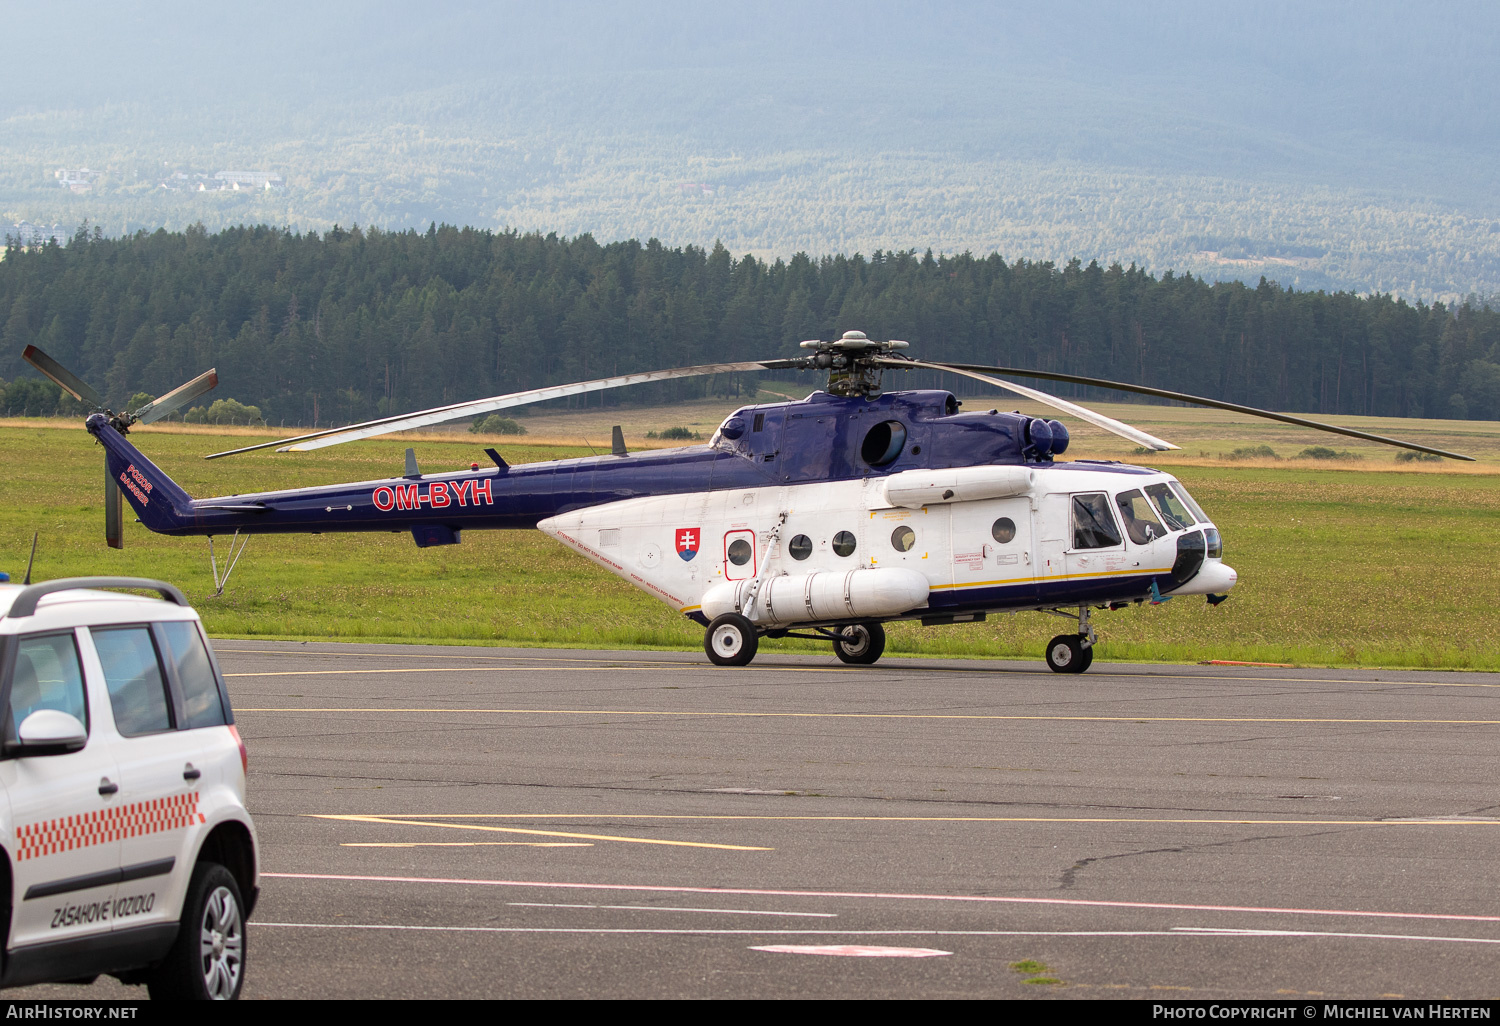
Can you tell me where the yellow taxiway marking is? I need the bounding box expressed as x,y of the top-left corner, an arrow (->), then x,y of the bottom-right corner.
219,664 -> 1500,688
313,814 -> 773,851
342,842 -> 593,848
239,707 -> 1500,726
226,666 -> 853,677
213,648 -> 683,665
340,813 -> 1500,827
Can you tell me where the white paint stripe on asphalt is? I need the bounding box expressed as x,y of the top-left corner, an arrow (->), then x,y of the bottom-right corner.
508,902 -> 837,917
751,945 -> 950,957
252,923 -> 1500,945
213,649 -> 1500,687
262,872 -> 1500,924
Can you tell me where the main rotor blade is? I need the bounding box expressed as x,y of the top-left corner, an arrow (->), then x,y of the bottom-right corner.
931,362 -> 1476,462
133,368 -> 219,424
887,359 -> 1180,451
22,345 -> 105,409
205,359 -> 798,458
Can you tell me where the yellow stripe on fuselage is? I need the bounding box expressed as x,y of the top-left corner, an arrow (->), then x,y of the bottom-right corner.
931,567 -> 1166,591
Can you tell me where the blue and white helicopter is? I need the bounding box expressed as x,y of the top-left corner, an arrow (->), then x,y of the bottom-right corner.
23,334 -> 1471,671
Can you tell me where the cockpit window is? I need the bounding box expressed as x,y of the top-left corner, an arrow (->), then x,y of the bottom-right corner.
1145,483 -> 1196,531
1115,489 -> 1165,544
1072,493 -> 1123,549
1169,481 -> 1210,525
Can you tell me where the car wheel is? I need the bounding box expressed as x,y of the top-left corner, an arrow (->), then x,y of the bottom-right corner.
146,862 -> 245,1000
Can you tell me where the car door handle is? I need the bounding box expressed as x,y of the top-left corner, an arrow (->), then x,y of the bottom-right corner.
183,764 -> 201,781
98,778 -> 119,796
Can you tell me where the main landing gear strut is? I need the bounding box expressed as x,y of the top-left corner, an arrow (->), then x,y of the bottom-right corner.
703,615 -> 888,668
1044,606 -> 1097,674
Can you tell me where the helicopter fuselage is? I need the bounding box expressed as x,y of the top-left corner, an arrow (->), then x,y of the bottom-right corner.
88,386 -> 1234,633
540,460 -> 1235,628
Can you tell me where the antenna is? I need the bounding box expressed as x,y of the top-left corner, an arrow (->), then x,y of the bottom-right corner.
23,532 -> 38,585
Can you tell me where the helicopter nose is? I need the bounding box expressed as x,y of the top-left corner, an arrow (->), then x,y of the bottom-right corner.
1164,560 -> 1237,596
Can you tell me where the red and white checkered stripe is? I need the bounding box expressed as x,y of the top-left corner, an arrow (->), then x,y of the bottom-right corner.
15,793 -> 205,861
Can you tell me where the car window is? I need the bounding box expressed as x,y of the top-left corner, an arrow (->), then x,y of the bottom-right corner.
92,626 -> 174,737
5,632 -> 88,746
159,621 -> 227,729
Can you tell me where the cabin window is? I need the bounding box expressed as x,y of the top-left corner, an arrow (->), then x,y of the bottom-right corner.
832,531 -> 858,557
1114,489 -> 1165,544
860,421 -> 907,466
788,535 -> 813,560
727,538 -> 753,566
891,525 -> 916,552
991,517 -> 1016,544
1072,493 -> 1123,549
753,413 -> 765,432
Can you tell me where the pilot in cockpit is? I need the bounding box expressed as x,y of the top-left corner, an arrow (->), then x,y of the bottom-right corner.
1117,493 -> 1158,545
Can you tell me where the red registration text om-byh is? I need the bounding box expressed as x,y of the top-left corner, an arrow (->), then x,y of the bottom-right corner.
370,478 -> 494,512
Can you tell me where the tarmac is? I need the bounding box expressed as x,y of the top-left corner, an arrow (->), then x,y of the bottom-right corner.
14,641 -> 1500,1000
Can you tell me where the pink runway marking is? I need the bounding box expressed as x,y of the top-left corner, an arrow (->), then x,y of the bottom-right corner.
263,872 -> 1500,925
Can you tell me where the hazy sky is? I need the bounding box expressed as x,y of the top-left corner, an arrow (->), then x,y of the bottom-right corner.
6,1 -> 1496,162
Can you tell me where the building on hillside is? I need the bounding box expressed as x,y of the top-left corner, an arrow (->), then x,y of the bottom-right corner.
213,171 -> 285,190
54,168 -> 103,192
4,222 -> 68,247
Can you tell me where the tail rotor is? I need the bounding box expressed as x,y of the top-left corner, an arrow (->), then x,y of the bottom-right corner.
21,345 -> 217,547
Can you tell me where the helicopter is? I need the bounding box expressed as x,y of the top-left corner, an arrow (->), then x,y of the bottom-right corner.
19,333 -> 1473,672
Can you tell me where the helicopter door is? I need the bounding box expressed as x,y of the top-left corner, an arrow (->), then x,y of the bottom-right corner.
723,528 -> 757,581
1034,493 -> 1070,586
950,498 -> 1035,604
1061,491 -> 1128,582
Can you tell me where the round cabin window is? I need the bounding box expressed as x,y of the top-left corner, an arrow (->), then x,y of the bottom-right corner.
788,534 -> 813,560
891,525 -> 916,552
832,531 -> 857,557
727,538 -> 753,565
991,517 -> 1016,544
860,421 -> 908,466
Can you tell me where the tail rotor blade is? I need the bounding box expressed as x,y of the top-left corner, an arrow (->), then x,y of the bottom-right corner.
133,368 -> 219,424
22,345 -> 105,409
105,467 -> 123,549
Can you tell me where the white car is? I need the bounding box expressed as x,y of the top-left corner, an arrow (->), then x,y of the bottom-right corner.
0,576 -> 258,1000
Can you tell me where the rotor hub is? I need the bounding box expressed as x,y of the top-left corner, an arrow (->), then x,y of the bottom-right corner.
797,330 -> 911,397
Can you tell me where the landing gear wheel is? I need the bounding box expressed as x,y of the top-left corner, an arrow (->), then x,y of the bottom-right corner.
146,861 -> 245,1000
705,613 -> 759,666
1045,634 -> 1092,674
833,622 -> 886,665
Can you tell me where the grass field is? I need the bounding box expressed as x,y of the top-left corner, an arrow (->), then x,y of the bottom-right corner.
3,407 -> 1498,670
